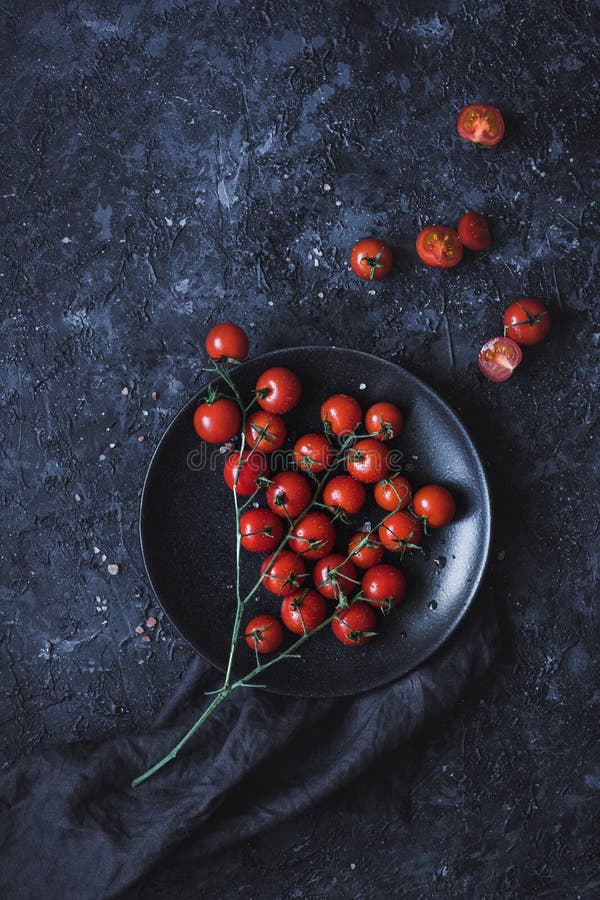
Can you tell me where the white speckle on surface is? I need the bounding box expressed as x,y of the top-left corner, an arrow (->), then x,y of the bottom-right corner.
142,410 -> 149,417
165,216 -> 173,226
179,217 -> 187,227
61,236 -> 72,244
101,554 -> 107,562
109,442 -> 116,449
268,300 -> 274,306
359,382 -> 366,390
317,292 -> 324,298
335,199 -> 342,206
108,564 -> 119,576
93,547 -> 100,554
323,183 -> 331,191
350,863 -> 356,870
74,493 -> 82,502
121,386 -> 129,395
314,258 -> 319,266
368,290 -> 376,295
99,454 -> 106,461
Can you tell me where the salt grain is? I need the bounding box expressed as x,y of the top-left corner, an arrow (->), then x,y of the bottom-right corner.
359,383 -> 366,390
498,550 -> 506,560
107,564 -> 119,575
138,435 -> 145,442
151,391 -> 158,401
121,387 -> 129,396
323,183 -> 331,191
146,616 -> 157,628
74,493 -> 82,501
93,546 -> 100,554
135,625 -> 144,635
142,635 -> 151,643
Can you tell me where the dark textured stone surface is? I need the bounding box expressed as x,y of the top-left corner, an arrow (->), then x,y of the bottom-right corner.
1,0 -> 598,896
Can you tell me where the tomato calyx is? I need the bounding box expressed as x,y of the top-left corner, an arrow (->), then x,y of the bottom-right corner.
379,520 -> 423,558
333,612 -> 378,643
503,303 -> 549,336
360,249 -> 386,281
375,417 -> 395,440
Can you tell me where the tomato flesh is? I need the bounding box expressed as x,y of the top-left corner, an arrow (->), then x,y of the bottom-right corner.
457,104 -> 505,147
478,336 -> 523,382
416,226 -> 463,268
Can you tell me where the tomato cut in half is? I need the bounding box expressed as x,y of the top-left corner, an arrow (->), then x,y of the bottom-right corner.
502,299 -> 551,346
478,336 -> 523,382
349,238 -> 393,281
457,104 -> 505,147
416,226 -> 463,269
245,411 -> 287,453
244,614 -> 284,654
332,602 -> 378,647
205,322 -> 249,362
457,211 -> 491,251
255,367 -> 302,414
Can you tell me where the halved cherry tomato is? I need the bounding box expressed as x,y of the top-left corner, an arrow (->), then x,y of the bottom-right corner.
457,104 -> 505,147
255,367 -> 301,414
361,564 -> 407,612
378,511 -> 423,554
416,226 -> 463,269
244,614 -> 283,654
288,511 -> 337,560
313,553 -> 358,601
240,508 -> 285,553
374,474 -> 412,512
193,397 -> 241,444
478,336 -> 523,382
281,589 -> 328,635
266,471 -> 313,519
245,411 -> 286,453
323,475 -> 366,517
346,438 -> 390,484
457,211 -> 491,251
349,238 -> 393,281
332,602 -> 377,646
223,450 -> 270,495
503,299 -> 551,346
260,550 -> 308,596
413,485 -> 456,528
321,394 -> 362,438
294,433 -> 335,474
364,402 -> 403,441
205,322 -> 249,362
348,532 -> 384,569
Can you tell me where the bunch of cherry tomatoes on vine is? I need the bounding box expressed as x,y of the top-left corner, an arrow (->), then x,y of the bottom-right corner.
197,323 -> 456,657
350,103 -> 552,382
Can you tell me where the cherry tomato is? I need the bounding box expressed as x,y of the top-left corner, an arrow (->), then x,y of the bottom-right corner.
266,471 -> 313,520
378,511 -> 423,554
346,438 -> 390,484
320,394 -> 362,438
260,550 -> 308,596
245,411 -> 287,454
223,450 -> 270,495
280,589 -> 328,635
323,475 -> 366,517
413,485 -> 456,528
288,511 -> 337,560
205,322 -> 249,362
244,614 -> 283,654
348,532 -> 384,569
294,433 -> 335,474
332,602 -> 378,647
457,211 -> 491,251
416,226 -> 463,269
374,474 -> 412,512
239,508 -> 285,553
313,553 -> 358,601
364,402 -> 403,442
361,564 -> 407,612
193,397 -> 241,444
478,336 -> 523,383
255,367 -> 301,414
503,299 -> 551,346
349,238 -> 393,281
457,104 -> 505,147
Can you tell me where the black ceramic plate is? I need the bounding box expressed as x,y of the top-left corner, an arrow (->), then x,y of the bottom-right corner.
140,347 -> 491,698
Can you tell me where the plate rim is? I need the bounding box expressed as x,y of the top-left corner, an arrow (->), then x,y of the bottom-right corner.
139,345 -> 492,697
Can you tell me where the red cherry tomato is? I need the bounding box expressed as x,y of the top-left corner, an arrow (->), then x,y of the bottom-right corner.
294,433 -> 335,474
244,614 -> 283,654
346,438 -> 390,484
478,336 -> 523,382
280,589 -> 328,635
332,602 -> 378,647
320,394 -> 362,438
313,553 -> 358,601
457,104 -> 505,147
193,397 -> 241,444
239,508 -> 285,553
361,564 -> 407,612
364,402 -> 403,442
205,322 -> 249,362
244,411 -> 287,454
457,211 -> 491,251
412,485 -> 456,528
323,475 -> 367,517
373,474 -> 412,512
260,550 -> 308,596
223,450 -> 270,495
378,511 -> 424,554
416,226 -> 463,269
349,238 -> 393,281
266,471 -> 313,519
503,299 -> 551,346
288,511 -> 337,560
255,367 -> 301,414
348,532 -> 384,569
